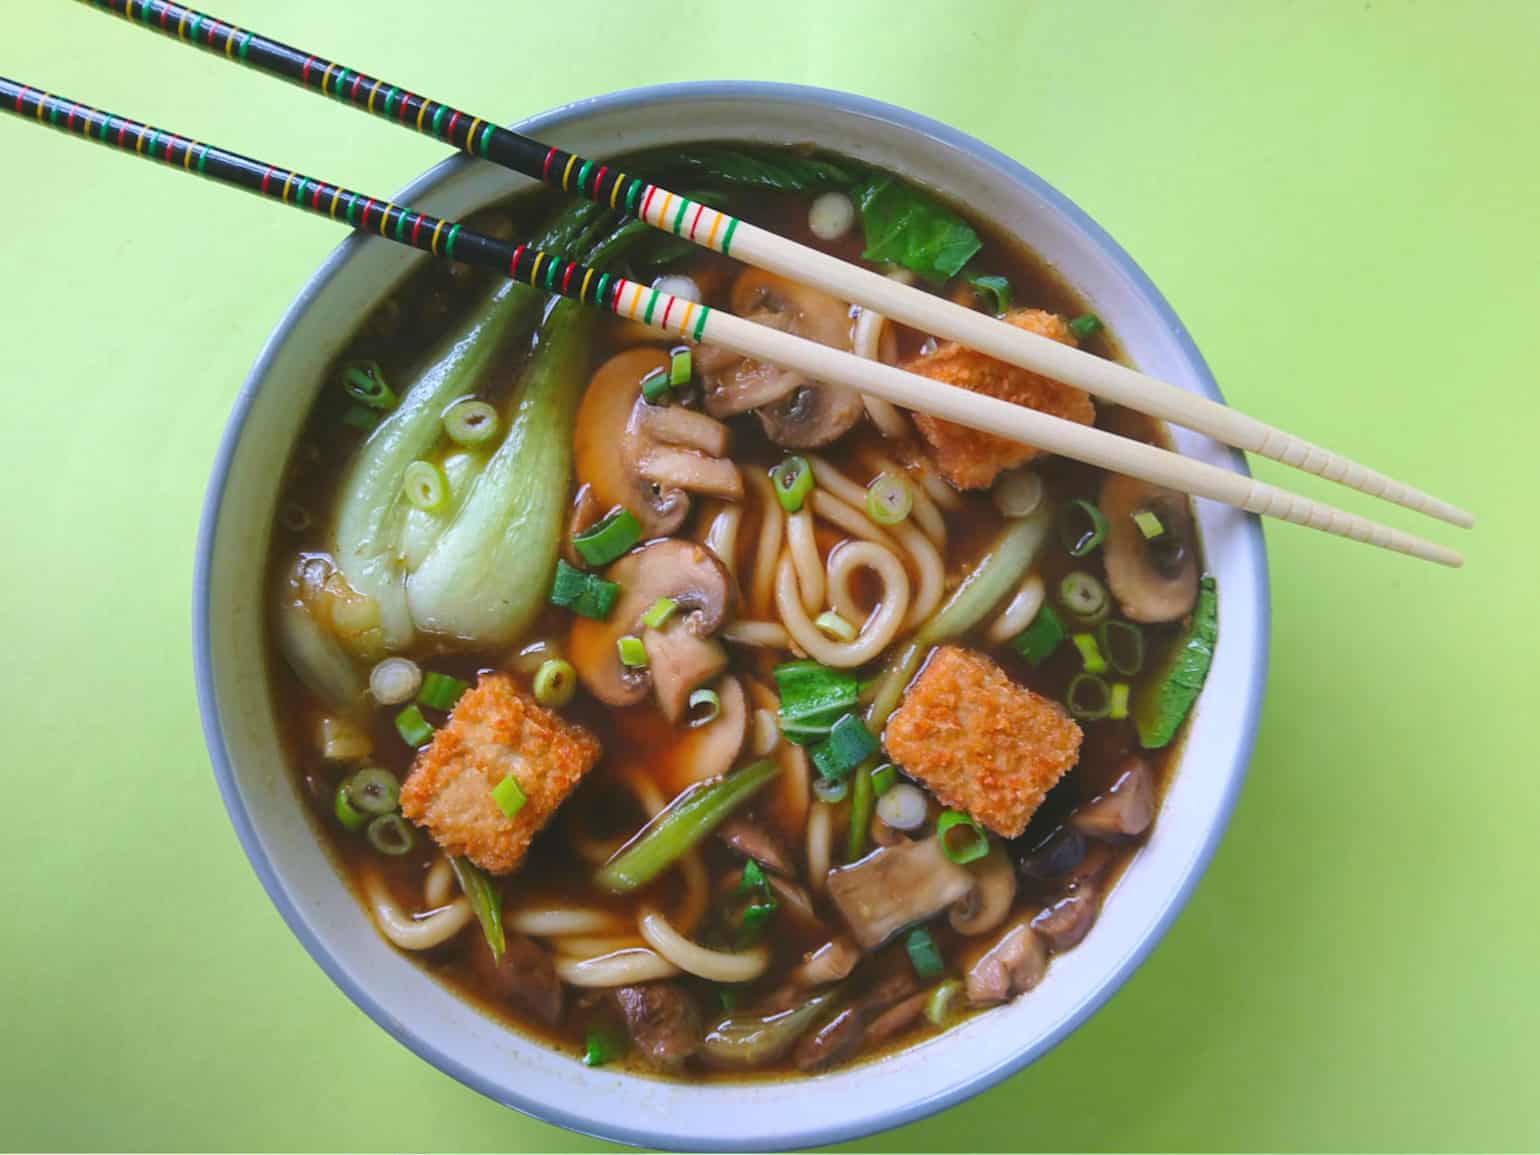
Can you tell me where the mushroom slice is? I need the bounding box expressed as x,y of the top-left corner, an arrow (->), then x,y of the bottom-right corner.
568,540 -> 735,720
965,919 -> 1048,1006
825,836 -> 976,950
655,676 -> 748,795
613,982 -> 702,1072
1100,472 -> 1198,623
1071,755 -> 1155,840
718,817 -> 794,876
948,845 -> 1018,936
1031,888 -> 1099,951
575,348 -> 742,539
757,383 -> 866,449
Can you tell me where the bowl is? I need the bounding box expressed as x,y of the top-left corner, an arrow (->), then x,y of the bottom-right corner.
194,81 -> 1268,1151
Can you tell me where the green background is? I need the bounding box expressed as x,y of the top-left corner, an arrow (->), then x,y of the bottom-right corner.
2,2 -> 1534,1151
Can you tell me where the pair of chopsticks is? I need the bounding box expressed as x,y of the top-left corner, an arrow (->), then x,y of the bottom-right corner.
8,1 -> 1469,566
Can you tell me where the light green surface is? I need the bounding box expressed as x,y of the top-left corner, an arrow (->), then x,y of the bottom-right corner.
1,2 -> 1534,1151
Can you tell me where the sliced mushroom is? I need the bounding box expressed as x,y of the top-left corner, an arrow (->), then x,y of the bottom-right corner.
718,818 -> 794,876
1071,755 -> 1155,840
790,937 -> 863,988
948,845 -> 1018,936
825,836 -> 976,950
656,676 -> 747,795
1032,888 -> 1099,951
865,991 -> 929,1047
1100,472 -> 1198,623
613,982 -> 702,1072
701,270 -> 865,448
568,540 -> 733,721
965,919 -> 1048,1006
1017,825 -> 1087,881
575,348 -> 742,539
468,931 -> 563,1026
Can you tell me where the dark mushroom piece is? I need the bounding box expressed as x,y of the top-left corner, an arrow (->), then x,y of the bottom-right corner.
717,817 -> 795,877
1100,472 -> 1198,623
654,676 -> 748,795
948,844 -> 1018,937
825,836 -> 977,950
1017,825 -> 1087,881
965,919 -> 1048,1005
1071,755 -> 1155,840
792,969 -> 920,1072
575,348 -> 742,539
1032,887 -> 1099,951
613,982 -> 702,1072
468,932 -> 563,1027
865,991 -> 930,1046
568,540 -> 734,723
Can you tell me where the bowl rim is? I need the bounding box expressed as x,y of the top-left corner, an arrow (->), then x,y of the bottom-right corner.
193,79 -> 1269,1150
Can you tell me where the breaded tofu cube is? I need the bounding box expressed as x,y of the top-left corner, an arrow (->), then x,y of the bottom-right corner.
882,646 -> 1081,838
400,673 -> 601,875
904,309 -> 1094,490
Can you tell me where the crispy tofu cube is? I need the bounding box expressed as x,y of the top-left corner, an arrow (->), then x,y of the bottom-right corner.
904,309 -> 1094,490
400,673 -> 601,875
882,646 -> 1081,838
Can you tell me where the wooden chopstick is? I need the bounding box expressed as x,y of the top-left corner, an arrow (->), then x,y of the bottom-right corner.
79,0 -> 1474,533
0,80 -> 1463,568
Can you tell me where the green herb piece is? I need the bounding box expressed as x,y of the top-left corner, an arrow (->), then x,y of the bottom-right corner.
572,508 -> 642,567
417,671 -> 469,711
491,774 -> 527,819
811,714 -> 880,782
966,273 -> 1013,316
643,147 -> 862,193
333,782 -> 369,832
1133,575 -> 1218,748
855,173 -> 982,285
773,660 -> 859,745
1058,571 -> 1109,622
739,859 -> 768,894
394,705 -> 434,747
906,927 -> 945,980
365,813 -> 415,856
846,755 -> 876,860
442,398 -> 500,446
1133,508 -> 1166,540
669,347 -> 692,386
583,1025 -> 626,1068
1097,620 -> 1145,677
449,856 -> 506,962
343,768 -> 400,816
1108,681 -> 1130,721
870,764 -> 899,796
549,559 -> 619,620
1069,313 -> 1104,341
617,635 -> 648,668
1011,602 -> 1066,666
688,686 -> 721,725
865,473 -> 913,525
1059,498 -> 1108,557
532,658 -> 577,707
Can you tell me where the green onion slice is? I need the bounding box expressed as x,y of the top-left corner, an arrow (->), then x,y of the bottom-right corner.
1011,602 -> 1066,666
966,273 -> 1013,317
442,398 -> 499,445
595,759 -> 782,893
1071,631 -> 1108,675
1133,508 -> 1166,540
641,596 -> 679,630
583,1025 -> 626,1068
814,776 -> 850,804
1058,571 -> 1109,623
870,763 -> 899,796
1108,681 -> 1130,721
811,714 -> 880,782
1069,313 -> 1104,341
449,856 -> 506,961
617,635 -> 648,668
532,658 -> 577,708
1097,620 -> 1145,676
491,774 -> 528,819
640,367 -> 672,404
740,859 -> 769,894
937,810 -> 990,864
402,460 -> 448,512
924,978 -> 964,1026
365,813 -> 415,856
1066,672 -> 1112,720
865,473 -> 913,525
688,686 -> 722,726
1059,498 -> 1109,557
549,559 -> 620,621
394,705 -> 434,748
340,361 -> 396,410
669,346 -> 692,386
344,767 -> 400,816
846,755 -> 876,860
572,508 -> 642,567
906,927 -> 945,980
417,671 -> 469,711
333,782 -> 369,832
770,455 -> 814,512
814,610 -> 857,642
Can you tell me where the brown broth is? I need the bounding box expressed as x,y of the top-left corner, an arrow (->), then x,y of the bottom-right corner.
266,146 -> 1198,1080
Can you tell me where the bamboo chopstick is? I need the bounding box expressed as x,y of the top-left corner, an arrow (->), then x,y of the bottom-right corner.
0,80 -> 1463,567
79,0 -> 1474,532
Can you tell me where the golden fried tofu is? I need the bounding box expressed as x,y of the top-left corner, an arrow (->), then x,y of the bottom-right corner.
905,309 -> 1094,490
882,646 -> 1081,838
400,673 -> 601,874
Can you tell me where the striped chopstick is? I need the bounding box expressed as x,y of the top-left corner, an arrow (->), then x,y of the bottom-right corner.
0,78 -> 1463,567
79,0 -> 1474,532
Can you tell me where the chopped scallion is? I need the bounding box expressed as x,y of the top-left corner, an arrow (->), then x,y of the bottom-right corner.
532,658 -> 577,707
770,455 -> 814,513
906,927 -> 945,980
491,774 -> 527,819
1058,571 -> 1109,623
1133,508 -> 1166,540
572,507 -> 643,567
740,859 -> 768,894
811,713 -> 879,782
924,978 -> 964,1026
449,856 -> 506,961
847,754 -> 876,859
864,473 -> 913,525
365,812 -> 415,856
340,361 -> 395,410
342,403 -> 380,431
1011,602 -> 1066,666
1066,672 -> 1112,721
344,767 -> 401,816
641,596 -> 679,630
1108,681 -> 1130,720
1072,631 -> 1108,675
640,366 -> 672,404
394,705 -> 434,748
814,610 -> 857,642
669,346 -> 692,386
617,634 -> 648,668
402,460 -> 447,512
549,559 -> 620,620
966,273 -> 1013,317
583,1026 -> 625,1068
1097,619 -> 1145,676
333,782 -> 368,832
813,776 -> 850,804
870,763 -> 899,796
1069,313 -> 1104,341
1059,498 -> 1108,557
688,686 -> 722,726
442,398 -> 499,445
417,671 -> 469,711
936,810 -> 989,864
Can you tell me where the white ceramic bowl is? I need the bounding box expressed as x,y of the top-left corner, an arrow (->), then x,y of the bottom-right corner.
194,82 -> 1268,1151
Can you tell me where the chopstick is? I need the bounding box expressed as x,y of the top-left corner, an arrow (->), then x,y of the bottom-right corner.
78,0 -> 1475,533
0,80 -> 1463,568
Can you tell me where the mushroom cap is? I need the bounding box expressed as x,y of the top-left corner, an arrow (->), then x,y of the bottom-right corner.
825,835 -> 976,950
1100,472 -> 1199,623
1071,754 -> 1155,840
964,918 -> 1048,1005
575,348 -> 689,538
948,844 -> 1018,936
655,675 -> 747,794
568,539 -> 735,717
757,383 -> 867,448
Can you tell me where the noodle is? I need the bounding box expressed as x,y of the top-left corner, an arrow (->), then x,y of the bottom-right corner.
916,463 -> 963,510
750,706 -> 779,757
673,850 -> 710,934
638,906 -> 771,983
722,619 -> 791,649
621,769 -> 667,818
888,519 -> 946,627
743,469 -> 785,619
424,855 -> 453,908
986,572 -> 1046,644
862,448 -> 946,548
809,489 -> 898,550
569,828 -> 624,867
551,934 -> 647,956
777,543 -> 909,667
508,908 -> 630,937
555,947 -> 680,987
701,500 -> 743,579
806,454 -> 870,509
785,509 -> 824,613
364,871 -> 473,951
806,801 -> 834,893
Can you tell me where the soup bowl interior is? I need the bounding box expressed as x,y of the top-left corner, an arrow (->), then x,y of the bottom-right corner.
195,82 -> 1267,1151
